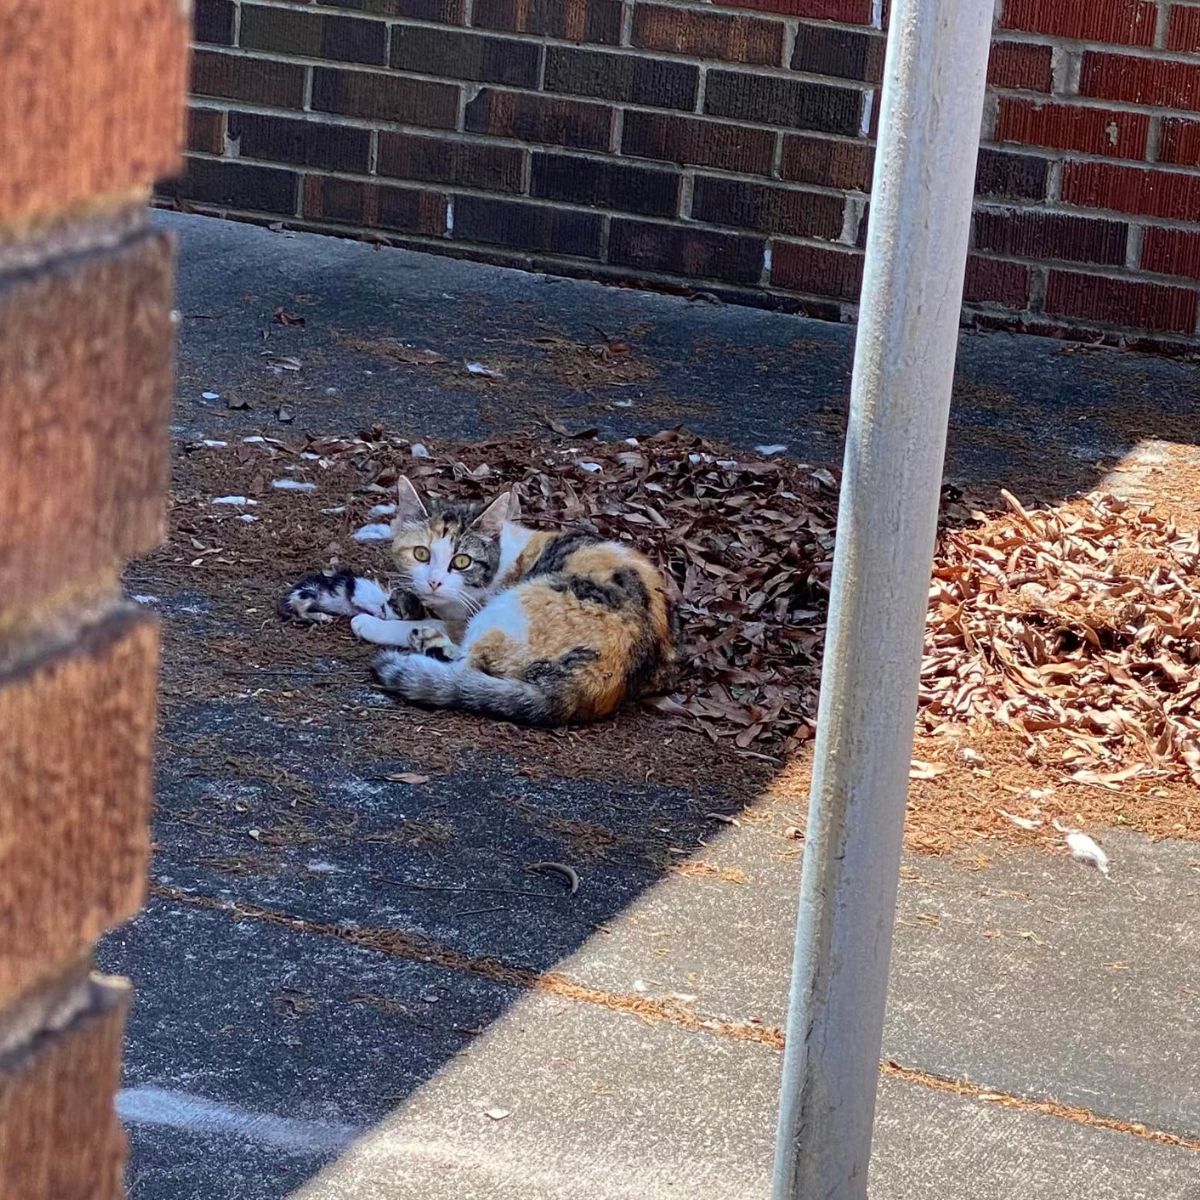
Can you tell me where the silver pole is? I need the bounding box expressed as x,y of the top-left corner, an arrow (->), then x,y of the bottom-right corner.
771,2 -> 995,1197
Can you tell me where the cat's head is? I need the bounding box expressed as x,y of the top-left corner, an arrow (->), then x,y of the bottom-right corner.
389,477 -> 520,618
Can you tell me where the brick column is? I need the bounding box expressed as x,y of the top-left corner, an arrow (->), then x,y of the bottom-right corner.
0,3 -> 189,1197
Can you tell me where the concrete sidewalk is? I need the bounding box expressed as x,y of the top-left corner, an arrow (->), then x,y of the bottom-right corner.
102,212 -> 1200,1200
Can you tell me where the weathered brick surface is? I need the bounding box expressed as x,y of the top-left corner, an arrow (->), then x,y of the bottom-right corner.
1142,227 -> 1200,280
1045,271 -> 1198,333
173,0 -> 1200,348
466,90 -> 614,152
0,0 -> 188,230
0,978 -> 130,1200
632,4 -> 785,67
0,232 -> 173,614
0,615 -> 156,1008
531,153 -> 680,217
378,132 -> 526,192
454,195 -> 604,257
312,67 -> 460,129
473,0 -> 623,44
621,112 -> 776,175
303,177 -> 447,234
609,220 -> 765,285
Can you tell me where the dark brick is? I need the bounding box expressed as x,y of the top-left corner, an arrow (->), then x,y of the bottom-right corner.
472,0 -> 622,44
531,152 -> 679,217
621,111 -> 775,174
1142,226 -> 1200,280
691,177 -> 844,239
963,257 -> 1031,307
378,132 -> 525,192
1159,118 -> 1200,166
240,5 -> 387,65
545,47 -> 698,111
609,219 -> 765,285
228,112 -> 371,172
195,0 -> 235,44
465,90 -> 613,151
160,156 -> 299,213
191,50 -> 308,108
974,148 -> 1047,201
790,23 -> 885,82
771,241 -> 862,298
988,41 -> 1053,92
312,67 -> 459,129
186,107 -> 226,155
303,176 -> 447,233
781,134 -> 873,190
454,195 -> 604,257
317,0 -> 464,17
973,210 -> 1127,266
391,27 -> 539,86
1045,271 -> 1197,334
633,4 -> 785,67
724,0 -> 873,18
704,70 -> 863,135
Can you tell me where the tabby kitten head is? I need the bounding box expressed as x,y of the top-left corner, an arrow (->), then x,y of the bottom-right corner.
390,476 -> 518,618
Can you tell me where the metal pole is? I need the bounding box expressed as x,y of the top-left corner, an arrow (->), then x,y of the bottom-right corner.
771,2 -> 994,1197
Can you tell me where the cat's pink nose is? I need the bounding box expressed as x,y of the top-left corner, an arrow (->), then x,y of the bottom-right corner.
428,579 -> 442,591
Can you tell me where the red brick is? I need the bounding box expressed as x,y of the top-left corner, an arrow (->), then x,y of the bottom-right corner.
1000,0 -> 1156,45
0,1 -> 188,230
0,233 -> 173,613
0,980 -> 130,1200
0,614 -> 156,1006
1080,53 -> 1200,112
1062,160 -> 1200,221
621,111 -> 776,175
311,67 -> 460,129
1141,226 -> 1200,280
302,177 -> 447,234
771,242 -> 863,298
472,0 -> 622,43
187,107 -> 227,155
1046,270 -> 1198,333
722,0 -> 874,21
995,99 -> 1149,159
988,42 -> 1053,92
609,220 -> 766,285
378,132 -> 525,192
633,4 -> 785,67
781,134 -> 874,190
1167,4 -> 1200,51
963,257 -> 1031,307
466,90 -> 614,152
1158,118 -> 1200,166
691,177 -> 844,239
973,210 -> 1128,266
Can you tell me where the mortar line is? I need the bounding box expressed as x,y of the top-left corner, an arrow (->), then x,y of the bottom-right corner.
152,884 -> 1200,1155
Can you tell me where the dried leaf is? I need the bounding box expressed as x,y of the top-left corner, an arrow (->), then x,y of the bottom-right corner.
387,772 -> 430,785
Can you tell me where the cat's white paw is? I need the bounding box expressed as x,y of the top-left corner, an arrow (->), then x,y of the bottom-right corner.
409,625 -> 461,660
351,613 -> 398,644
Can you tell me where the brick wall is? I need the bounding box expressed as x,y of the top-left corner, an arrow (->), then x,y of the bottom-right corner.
167,0 -> 1200,350
0,2 -> 187,1196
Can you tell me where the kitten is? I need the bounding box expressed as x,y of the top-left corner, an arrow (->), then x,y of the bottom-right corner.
351,477 -> 678,725
279,569 -> 398,624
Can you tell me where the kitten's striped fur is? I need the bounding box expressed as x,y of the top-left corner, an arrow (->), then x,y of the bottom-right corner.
371,477 -> 678,725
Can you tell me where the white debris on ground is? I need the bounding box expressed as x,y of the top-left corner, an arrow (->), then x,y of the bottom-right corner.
353,523 -> 393,542
211,496 -> 258,506
271,479 -> 318,491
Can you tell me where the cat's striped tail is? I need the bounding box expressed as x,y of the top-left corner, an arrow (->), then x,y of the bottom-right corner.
372,652 -> 560,726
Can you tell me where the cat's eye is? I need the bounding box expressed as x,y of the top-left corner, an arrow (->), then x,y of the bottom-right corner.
412,546 -> 431,563
450,553 -> 473,571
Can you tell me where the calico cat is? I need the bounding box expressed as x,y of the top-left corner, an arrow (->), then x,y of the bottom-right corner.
348,477 -> 678,725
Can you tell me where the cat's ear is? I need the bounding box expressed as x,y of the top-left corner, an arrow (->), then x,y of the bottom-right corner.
394,476 -> 429,526
473,491 -> 515,537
